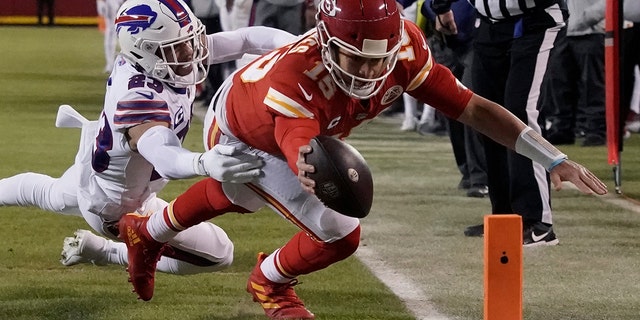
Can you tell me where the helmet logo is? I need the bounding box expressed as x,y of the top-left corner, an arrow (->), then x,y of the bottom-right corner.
115,4 -> 157,35
381,85 -> 403,105
320,0 -> 337,17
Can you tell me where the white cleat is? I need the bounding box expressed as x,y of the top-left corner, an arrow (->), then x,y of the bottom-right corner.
60,229 -> 108,266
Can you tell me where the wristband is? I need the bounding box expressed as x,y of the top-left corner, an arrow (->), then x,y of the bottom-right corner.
514,127 -> 568,172
547,157 -> 567,171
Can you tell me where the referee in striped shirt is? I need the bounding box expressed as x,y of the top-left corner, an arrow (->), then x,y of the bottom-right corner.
431,0 -> 569,246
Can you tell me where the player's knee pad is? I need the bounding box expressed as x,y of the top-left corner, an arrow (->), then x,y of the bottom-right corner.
162,222 -> 234,275
305,203 -> 360,243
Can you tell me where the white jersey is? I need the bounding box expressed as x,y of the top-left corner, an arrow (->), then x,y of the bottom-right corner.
78,55 -> 195,222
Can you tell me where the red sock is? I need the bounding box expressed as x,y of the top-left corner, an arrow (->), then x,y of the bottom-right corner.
167,178 -> 250,229
277,225 -> 361,276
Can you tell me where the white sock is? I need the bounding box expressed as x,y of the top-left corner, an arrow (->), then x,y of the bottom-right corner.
260,249 -> 294,283
145,208 -> 178,243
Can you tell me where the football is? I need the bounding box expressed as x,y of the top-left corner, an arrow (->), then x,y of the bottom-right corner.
305,135 -> 373,218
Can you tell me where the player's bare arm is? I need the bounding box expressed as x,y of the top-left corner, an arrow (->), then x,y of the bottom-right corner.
457,94 -> 608,195
455,94 -> 525,149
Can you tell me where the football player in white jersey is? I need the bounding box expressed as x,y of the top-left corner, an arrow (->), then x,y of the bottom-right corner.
0,0 -> 296,276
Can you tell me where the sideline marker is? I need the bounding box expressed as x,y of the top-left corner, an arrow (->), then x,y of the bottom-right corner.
484,214 -> 523,320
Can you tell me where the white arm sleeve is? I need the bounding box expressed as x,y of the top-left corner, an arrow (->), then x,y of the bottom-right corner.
136,126 -> 205,179
206,26 -> 299,64
514,127 -> 568,172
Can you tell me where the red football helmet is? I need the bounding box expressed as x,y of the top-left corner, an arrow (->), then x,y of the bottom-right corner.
316,0 -> 403,99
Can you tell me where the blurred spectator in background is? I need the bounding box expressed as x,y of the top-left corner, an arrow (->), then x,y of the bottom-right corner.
251,0 -> 306,35
542,0 -> 606,147
97,0 -> 126,73
626,1 -> 640,21
421,0 -> 488,197
397,1 -> 447,135
191,0 -> 225,105
217,0 -> 253,31
570,0 -> 640,146
303,0 -> 318,31
215,0 -> 254,78
627,66 -> 640,133
398,0 -> 428,132
36,0 -> 55,26
618,20 -> 640,145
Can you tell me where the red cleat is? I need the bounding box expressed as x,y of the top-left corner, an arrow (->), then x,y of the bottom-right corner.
118,213 -> 165,301
246,252 -> 315,320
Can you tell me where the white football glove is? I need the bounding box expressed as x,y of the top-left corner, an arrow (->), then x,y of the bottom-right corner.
197,144 -> 263,183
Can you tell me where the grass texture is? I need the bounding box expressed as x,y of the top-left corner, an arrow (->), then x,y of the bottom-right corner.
2,26 -> 640,320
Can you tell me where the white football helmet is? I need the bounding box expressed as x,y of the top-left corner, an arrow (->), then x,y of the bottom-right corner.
115,0 -> 209,87
316,0 -> 403,99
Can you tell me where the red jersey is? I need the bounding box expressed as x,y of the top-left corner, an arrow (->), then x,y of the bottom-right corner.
221,20 -> 473,171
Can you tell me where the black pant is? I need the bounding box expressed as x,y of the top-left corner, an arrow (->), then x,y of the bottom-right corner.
427,34 -> 488,188
472,5 -> 565,224
543,32 -> 606,140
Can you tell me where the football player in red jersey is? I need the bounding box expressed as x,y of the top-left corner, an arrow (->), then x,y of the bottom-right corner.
118,0 -> 608,317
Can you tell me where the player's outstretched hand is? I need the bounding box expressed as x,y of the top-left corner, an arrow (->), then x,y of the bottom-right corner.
297,145 -> 315,194
200,144 -> 263,183
549,160 -> 608,195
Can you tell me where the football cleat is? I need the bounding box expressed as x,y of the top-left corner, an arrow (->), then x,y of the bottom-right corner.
60,229 -> 108,266
523,223 -> 559,247
118,213 -> 165,301
246,252 -> 315,320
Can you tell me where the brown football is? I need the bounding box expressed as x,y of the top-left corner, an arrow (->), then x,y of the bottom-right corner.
305,135 -> 373,218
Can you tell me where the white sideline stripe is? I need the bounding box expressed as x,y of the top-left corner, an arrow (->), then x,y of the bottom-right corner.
601,195 -> 640,213
355,246 -> 451,320
562,182 -> 640,213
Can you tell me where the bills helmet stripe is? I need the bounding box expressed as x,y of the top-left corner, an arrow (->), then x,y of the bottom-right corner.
159,0 -> 192,27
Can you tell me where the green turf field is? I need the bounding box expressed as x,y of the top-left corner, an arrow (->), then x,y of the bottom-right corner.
1,26 -> 640,320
